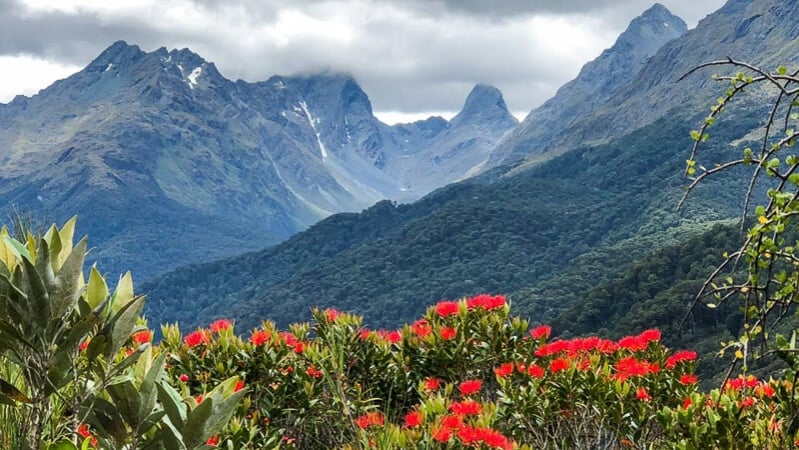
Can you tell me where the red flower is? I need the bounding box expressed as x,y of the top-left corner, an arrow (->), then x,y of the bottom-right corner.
666,350 -> 698,369
354,411 -> 385,429
457,426 -> 513,450
465,294 -> 506,311
440,327 -> 457,340
184,330 -> 209,348
432,428 -> 452,443
306,365 -> 323,378
757,383 -> 775,398
739,396 -> 755,408
530,325 -> 552,340
249,329 -> 271,346
131,330 -> 152,345
639,329 -> 661,342
234,380 -> 245,392
494,362 -> 514,378
293,342 -> 306,354
549,358 -> 571,374
424,378 -> 441,391
384,330 -> 402,344
179,374 -> 189,383
435,300 -> 460,317
458,379 -> 482,396
679,374 -> 699,385
441,414 -> 464,430
79,339 -> 89,351
210,319 -> 232,333
528,364 -> 545,379
411,319 -> 432,337
449,400 -> 482,416
324,308 -> 343,322
404,410 -> 423,428
77,424 -> 98,447
635,387 -> 651,402
682,396 -> 693,410
195,394 -> 204,404
206,435 -> 219,446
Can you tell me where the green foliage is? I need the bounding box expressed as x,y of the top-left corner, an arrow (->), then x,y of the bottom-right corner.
144,107 -> 757,334
0,218 -> 242,449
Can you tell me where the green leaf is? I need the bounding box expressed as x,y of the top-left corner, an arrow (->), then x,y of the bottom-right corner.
86,266 -> 109,310
107,295 -> 146,357
51,237 -> 87,320
778,66 -> 788,75
107,379 -> 142,429
157,382 -> 187,429
47,440 -> 79,450
182,397 -> 214,448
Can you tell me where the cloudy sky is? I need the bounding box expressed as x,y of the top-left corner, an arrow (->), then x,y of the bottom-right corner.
0,0 -> 726,123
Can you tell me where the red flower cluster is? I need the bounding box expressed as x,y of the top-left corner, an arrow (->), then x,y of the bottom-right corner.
680,374 -> 699,385
666,350 -> 698,369
375,329 -> 402,344
131,330 -> 152,345
530,324 -> 552,340
279,332 -> 306,353
458,379 -> 482,396
614,356 -> 659,382
404,409 -> 423,428
434,294 -> 506,318
494,362 -> 515,378
324,308 -> 343,322
355,411 -> 385,429
457,425 -> 513,450
411,319 -> 432,337
184,330 -> 209,348
465,294 -> 506,311
77,423 -> 98,447
424,377 -> 441,391
616,329 -> 661,352
440,327 -> 457,340
636,387 -> 652,402
306,365 -> 323,379
210,319 -> 232,333
449,400 -> 482,416
249,329 -> 271,346
435,301 -> 460,317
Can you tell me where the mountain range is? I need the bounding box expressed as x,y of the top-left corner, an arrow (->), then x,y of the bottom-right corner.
140,1 -> 768,333
0,43 -> 516,279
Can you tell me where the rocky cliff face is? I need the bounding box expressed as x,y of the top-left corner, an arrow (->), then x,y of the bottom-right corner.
380,84 -> 518,196
0,42 -> 516,279
489,0 -> 799,169
488,3 -> 687,167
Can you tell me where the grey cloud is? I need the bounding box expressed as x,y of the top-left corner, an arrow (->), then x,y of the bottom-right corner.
0,0 -> 726,116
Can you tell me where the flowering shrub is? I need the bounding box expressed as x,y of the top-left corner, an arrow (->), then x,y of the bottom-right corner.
150,293 -> 799,449
4,219 -> 795,448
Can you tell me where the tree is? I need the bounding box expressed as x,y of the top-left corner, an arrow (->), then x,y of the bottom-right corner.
682,58 -> 799,380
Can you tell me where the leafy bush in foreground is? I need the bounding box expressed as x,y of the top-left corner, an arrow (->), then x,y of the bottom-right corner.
159,293 -> 799,449
0,219 -> 244,449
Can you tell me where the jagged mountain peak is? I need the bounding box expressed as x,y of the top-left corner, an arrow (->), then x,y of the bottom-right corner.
606,3 -> 686,59
451,83 -> 517,128
86,40 -> 146,72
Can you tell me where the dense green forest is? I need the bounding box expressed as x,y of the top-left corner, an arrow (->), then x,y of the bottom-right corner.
143,106 -> 761,335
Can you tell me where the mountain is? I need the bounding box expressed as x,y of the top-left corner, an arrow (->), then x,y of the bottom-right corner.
489,0 -> 799,169
0,43 -> 514,279
487,3 -> 687,167
380,84 -> 518,194
142,0 -> 795,339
